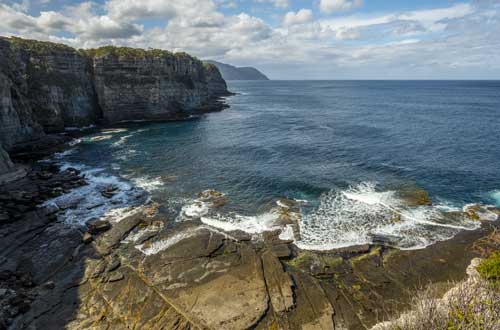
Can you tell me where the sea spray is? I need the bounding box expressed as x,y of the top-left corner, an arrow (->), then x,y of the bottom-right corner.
295,182 -> 485,250
42,162 -> 147,226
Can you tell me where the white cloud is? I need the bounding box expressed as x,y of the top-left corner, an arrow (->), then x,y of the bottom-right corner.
255,0 -> 289,9
0,2 -> 142,42
319,0 -> 363,14
273,0 -> 289,9
11,0 -> 30,13
335,27 -> 360,40
74,15 -> 143,40
283,9 -> 313,26
0,0 -> 499,79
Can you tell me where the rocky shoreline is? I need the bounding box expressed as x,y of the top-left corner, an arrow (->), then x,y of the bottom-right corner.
1,37 -> 499,330
0,137 -> 499,329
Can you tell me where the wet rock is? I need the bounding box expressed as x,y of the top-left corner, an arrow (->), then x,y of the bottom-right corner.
397,186 -> 432,206
82,232 -> 93,244
100,185 -> 118,199
41,281 -> 55,290
65,167 -> 80,176
464,204 -> 499,221
0,212 -> 10,223
135,230 -> 159,245
86,201 -> 104,210
369,233 -> 403,247
142,202 -> 160,217
198,189 -> 227,208
39,203 -> 59,216
94,211 -> 142,254
9,293 -> 32,314
37,171 -> 53,180
86,219 -> 111,234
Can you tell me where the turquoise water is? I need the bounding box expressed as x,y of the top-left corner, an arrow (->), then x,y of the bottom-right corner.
56,80 -> 500,249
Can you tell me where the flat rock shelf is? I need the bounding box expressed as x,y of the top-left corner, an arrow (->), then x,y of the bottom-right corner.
0,160 -> 498,329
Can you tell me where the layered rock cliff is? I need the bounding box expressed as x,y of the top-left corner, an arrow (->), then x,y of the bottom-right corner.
87,47 -> 228,123
10,38 -> 100,133
0,37 -> 229,160
0,145 -> 13,175
0,38 -> 45,150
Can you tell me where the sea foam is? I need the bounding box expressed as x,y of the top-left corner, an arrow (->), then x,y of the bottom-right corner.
295,182 -> 483,250
490,190 -> 500,207
43,162 -> 147,226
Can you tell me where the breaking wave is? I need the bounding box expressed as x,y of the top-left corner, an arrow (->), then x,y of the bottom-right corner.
295,182 -> 482,250
490,190 -> 500,207
176,182 -> 497,251
42,162 -> 147,226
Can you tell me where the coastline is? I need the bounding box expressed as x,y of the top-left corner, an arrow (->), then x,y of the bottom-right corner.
1,131 -> 499,329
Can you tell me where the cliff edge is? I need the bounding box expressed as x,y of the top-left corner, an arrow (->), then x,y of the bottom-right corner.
0,37 -> 230,165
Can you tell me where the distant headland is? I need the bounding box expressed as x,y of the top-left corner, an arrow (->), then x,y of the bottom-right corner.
204,60 -> 269,81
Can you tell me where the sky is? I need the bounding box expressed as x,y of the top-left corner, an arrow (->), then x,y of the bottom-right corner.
1,0 -> 499,79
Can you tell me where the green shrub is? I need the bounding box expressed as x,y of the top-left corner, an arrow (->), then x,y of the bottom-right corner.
477,251 -> 500,283
4,36 -> 75,54
81,46 -> 177,59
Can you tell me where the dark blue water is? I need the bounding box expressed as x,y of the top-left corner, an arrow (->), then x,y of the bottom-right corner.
58,80 -> 500,249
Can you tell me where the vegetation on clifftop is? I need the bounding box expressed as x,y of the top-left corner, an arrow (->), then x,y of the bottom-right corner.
3,36 -> 76,54
81,46 -> 198,61
478,251 -> 500,284
81,46 -> 172,59
2,37 -> 200,63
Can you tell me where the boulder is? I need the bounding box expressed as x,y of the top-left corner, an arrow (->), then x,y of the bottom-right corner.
86,219 -> 111,234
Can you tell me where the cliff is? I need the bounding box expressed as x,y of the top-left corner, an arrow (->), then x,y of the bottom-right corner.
0,38 -> 45,150
0,145 -> 13,175
0,37 -> 230,157
204,60 -> 269,81
7,37 -> 100,133
86,47 -> 229,123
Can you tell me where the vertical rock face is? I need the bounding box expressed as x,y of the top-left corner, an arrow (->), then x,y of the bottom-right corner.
0,144 -> 14,175
0,37 -> 229,152
91,50 -> 214,123
0,39 -> 45,150
19,43 -> 100,132
203,63 -> 230,97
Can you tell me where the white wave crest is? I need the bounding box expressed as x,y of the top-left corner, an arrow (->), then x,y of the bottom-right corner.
42,162 -> 147,226
131,176 -> 164,192
136,229 -> 200,255
490,190 -> 500,207
201,212 -> 281,235
295,182 -> 482,251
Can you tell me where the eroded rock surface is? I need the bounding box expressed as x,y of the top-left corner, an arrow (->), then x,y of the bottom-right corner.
1,168 -> 498,330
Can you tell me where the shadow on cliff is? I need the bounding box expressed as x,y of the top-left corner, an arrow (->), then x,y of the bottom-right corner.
0,165 -> 102,329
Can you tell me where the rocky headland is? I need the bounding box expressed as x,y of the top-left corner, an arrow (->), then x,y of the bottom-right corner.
0,36 -> 230,175
0,37 -> 499,330
204,60 -> 270,81
0,164 -> 498,330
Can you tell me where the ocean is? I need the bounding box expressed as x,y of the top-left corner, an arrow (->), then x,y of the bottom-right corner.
49,80 -> 500,250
